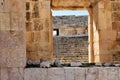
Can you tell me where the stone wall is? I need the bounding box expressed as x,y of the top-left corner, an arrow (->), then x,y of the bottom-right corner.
0,67 -> 120,80
53,16 -> 88,28
25,0 -> 53,61
53,16 -> 88,63
54,36 -> 88,63
111,0 -> 120,62
0,0 -> 26,67
53,16 -> 88,36
92,0 -> 120,62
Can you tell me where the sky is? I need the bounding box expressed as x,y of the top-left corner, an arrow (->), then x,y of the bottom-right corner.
52,10 -> 89,16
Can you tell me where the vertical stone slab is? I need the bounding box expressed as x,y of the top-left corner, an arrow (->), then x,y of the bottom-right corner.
93,0 -> 117,62
0,0 -> 26,67
24,68 -> 47,80
99,67 -> 119,80
26,0 -> 53,61
1,68 -> 24,80
98,68 -> 108,80
86,68 -> 98,80
64,67 -> 75,80
107,67 -> 119,80
47,68 -> 65,80
75,68 -> 86,80
119,68 -> 120,80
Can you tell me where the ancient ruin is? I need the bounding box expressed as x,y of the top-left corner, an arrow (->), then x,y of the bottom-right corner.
53,16 -> 88,63
0,0 -> 120,80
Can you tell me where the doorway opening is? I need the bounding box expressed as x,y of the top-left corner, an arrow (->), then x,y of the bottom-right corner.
52,10 -> 89,64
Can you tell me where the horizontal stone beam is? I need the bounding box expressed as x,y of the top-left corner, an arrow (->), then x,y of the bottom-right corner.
51,0 -> 91,10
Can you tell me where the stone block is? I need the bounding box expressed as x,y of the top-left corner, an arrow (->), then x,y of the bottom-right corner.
86,68 -> 98,80
0,13 -> 10,30
99,41 -> 116,51
93,42 -> 99,55
26,32 -> 32,43
26,22 -> 32,31
93,31 -> 99,42
107,67 -> 119,80
98,68 -> 108,80
75,68 -> 86,80
10,0 -> 25,14
47,68 -> 65,80
119,68 -> 120,79
99,30 -> 117,41
33,31 -> 42,42
7,48 -> 26,67
112,22 -> 120,32
0,31 -> 26,67
64,67 -> 75,80
112,12 -> 120,21
0,0 -> 10,12
112,2 -> 120,11
117,32 -> 120,40
99,67 -> 119,80
1,68 -> 24,80
10,12 -> 25,31
40,31 -> 49,42
24,68 -> 47,80
33,19 -> 43,31
70,62 -> 82,67
27,52 -> 39,61
99,54 -> 112,62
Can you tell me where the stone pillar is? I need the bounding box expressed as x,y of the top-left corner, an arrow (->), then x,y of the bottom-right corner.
88,8 -> 94,63
93,1 -> 118,62
111,1 -> 120,62
0,0 -> 26,67
26,0 -> 53,61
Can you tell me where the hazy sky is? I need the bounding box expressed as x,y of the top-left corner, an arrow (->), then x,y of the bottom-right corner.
52,10 -> 89,16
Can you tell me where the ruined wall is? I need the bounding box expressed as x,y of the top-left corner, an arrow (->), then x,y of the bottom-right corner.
54,36 -> 88,63
92,0 -> 120,62
0,67 -> 120,80
26,0 -> 53,61
53,16 -> 88,63
24,67 -> 120,80
0,0 -> 26,67
53,16 -> 88,36
111,0 -> 120,62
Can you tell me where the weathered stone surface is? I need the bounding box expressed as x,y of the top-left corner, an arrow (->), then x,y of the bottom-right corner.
0,13 -> 10,30
64,67 -> 75,80
98,68 -> 108,80
47,68 -> 65,80
70,62 -> 82,67
75,68 -> 86,80
1,68 -> 24,80
119,68 -> 120,80
0,31 -> 26,67
26,0 -> 52,61
54,36 -> 88,63
0,0 -> 26,67
24,68 -> 47,80
52,0 -> 91,9
7,67 -> 119,80
53,16 -> 88,28
112,12 -> 120,21
98,67 -> 119,80
112,2 -> 120,11
0,0 -> 10,12
107,68 -> 119,80
112,22 -> 120,31
86,68 -> 98,80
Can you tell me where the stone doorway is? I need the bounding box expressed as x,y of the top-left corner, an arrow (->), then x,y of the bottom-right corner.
52,10 -> 89,64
